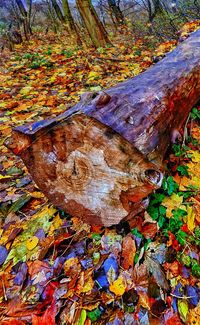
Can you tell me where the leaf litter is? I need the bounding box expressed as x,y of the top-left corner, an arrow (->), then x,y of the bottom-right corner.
0,26 -> 200,324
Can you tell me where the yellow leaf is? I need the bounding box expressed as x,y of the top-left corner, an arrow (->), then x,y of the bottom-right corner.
191,176 -> 200,189
64,257 -> 79,274
26,236 -> 39,250
192,198 -> 200,223
49,213 -> 63,235
30,191 -> 45,199
82,277 -> 94,293
186,206 -> 195,232
20,86 -> 33,95
178,300 -> 189,323
109,276 -> 126,296
187,303 -> 200,325
138,291 -> 151,310
0,174 -> 11,180
87,71 -> 99,80
193,152 -> 200,163
162,193 -> 184,218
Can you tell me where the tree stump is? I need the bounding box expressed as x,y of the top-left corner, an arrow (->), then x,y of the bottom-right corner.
5,29 -> 200,226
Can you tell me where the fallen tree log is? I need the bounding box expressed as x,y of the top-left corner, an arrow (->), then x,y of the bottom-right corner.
5,29 -> 200,226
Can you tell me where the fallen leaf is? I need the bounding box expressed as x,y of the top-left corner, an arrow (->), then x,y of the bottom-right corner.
109,275 -> 126,296
121,234 -> 136,270
178,300 -> 189,323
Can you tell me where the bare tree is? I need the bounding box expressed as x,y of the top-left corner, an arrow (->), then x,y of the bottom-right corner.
76,0 -> 110,47
108,0 -> 124,24
51,0 -> 65,23
15,0 -> 32,39
62,0 -> 82,44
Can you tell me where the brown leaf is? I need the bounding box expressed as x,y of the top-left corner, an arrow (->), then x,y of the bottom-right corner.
121,234 -> 136,270
141,222 -> 158,239
132,263 -> 148,289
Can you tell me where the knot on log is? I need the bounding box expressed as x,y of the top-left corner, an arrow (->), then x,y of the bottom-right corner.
144,169 -> 163,187
57,155 -> 93,190
95,92 -> 111,108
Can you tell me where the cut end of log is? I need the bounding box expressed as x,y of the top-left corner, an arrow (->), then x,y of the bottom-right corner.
6,113 -> 163,226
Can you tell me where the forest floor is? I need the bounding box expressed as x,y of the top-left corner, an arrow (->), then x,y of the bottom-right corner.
0,23 -> 200,324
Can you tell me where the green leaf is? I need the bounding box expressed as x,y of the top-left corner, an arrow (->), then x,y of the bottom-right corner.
87,308 -> 102,322
172,208 -> 187,219
176,230 -> 187,245
192,264 -> 200,278
162,176 -> 179,195
23,53 -> 32,59
131,228 -> 144,238
134,251 -> 139,264
179,253 -> 191,267
191,107 -> 200,120
194,227 -> 200,239
158,214 -> 166,228
172,144 -> 190,157
147,206 -> 159,220
92,233 -> 102,241
176,165 -> 189,177
78,309 -> 87,325
159,205 -> 167,215
8,194 -> 31,213
167,176 -> 179,195
6,166 -> 23,176
150,193 -> 165,205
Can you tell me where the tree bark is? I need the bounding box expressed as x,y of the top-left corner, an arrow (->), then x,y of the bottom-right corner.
76,0 -> 110,48
108,0 -> 124,24
62,0 -> 82,45
51,0 -> 65,23
146,0 -> 163,22
5,30 -> 200,226
15,0 -> 31,40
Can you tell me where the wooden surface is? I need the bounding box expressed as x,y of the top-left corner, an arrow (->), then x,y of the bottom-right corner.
6,29 -> 200,226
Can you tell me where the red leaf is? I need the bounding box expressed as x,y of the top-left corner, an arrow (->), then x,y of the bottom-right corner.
32,299 -> 57,325
1,320 -> 26,325
165,312 -> 182,325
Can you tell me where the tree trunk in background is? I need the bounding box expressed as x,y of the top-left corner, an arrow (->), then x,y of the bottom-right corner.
62,0 -> 82,45
108,0 -> 124,24
147,0 -> 163,22
15,0 -> 32,40
76,0 -> 110,48
47,1 -> 59,33
6,30 -> 200,226
27,0 -> 33,34
51,0 -> 65,23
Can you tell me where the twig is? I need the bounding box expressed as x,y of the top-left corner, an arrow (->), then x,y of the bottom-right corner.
171,293 -> 195,299
1,277 -> 7,301
182,112 -> 191,146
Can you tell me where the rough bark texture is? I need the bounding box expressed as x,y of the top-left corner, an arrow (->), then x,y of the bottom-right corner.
6,29 -> 200,226
62,0 -> 82,45
51,0 -> 65,23
76,0 -> 110,48
15,0 -> 32,40
108,0 -> 124,24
